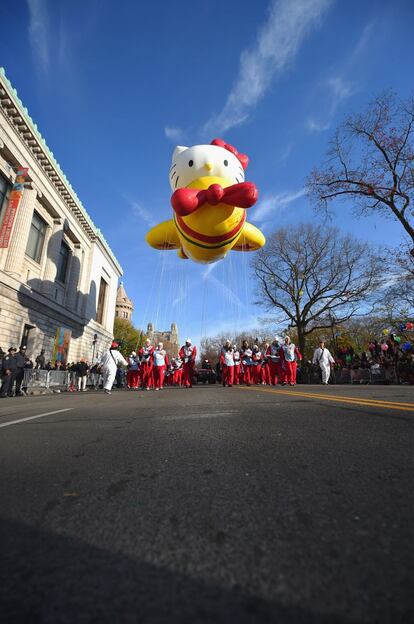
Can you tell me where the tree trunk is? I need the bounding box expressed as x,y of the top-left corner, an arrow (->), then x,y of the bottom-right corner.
297,325 -> 306,358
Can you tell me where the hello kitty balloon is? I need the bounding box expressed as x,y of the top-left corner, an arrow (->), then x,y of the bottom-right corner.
145,138 -> 265,263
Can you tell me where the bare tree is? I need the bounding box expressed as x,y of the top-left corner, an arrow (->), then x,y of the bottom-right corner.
377,244 -> 414,320
308,92 -> 414,253
252,223 -> 382,355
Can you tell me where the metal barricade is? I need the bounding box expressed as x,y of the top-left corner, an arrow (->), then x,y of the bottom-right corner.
22,369 -> 69,393
47,370 -> 69,391
23,369 -> 51,393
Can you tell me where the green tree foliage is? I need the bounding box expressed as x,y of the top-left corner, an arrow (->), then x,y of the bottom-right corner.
113,318 -> 145,356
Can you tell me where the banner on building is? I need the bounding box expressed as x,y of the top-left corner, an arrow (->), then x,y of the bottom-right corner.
0,167 -> 29,248
52,327 -> 72,365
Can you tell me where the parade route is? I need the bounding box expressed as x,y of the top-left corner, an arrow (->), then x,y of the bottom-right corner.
1,385 -> 413,623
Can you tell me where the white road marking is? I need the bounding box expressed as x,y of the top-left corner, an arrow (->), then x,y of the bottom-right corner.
0,408 -> 73,429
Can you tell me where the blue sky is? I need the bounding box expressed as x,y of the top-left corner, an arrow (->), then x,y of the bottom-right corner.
1,0 -> 413,348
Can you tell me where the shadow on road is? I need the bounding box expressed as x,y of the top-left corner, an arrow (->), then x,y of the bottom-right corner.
0,516 -> 349,624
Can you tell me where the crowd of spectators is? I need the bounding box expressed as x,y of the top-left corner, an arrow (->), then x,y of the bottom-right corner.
310,333 -> 414,384
0,345 -> 100,397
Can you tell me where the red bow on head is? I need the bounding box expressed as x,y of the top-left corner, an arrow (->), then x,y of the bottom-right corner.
211,138 -> 249,170
171,182 -> 258,217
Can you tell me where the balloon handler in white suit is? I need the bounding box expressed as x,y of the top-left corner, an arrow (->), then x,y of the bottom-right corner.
312,340 -> 335,385
99,341 -> 127,394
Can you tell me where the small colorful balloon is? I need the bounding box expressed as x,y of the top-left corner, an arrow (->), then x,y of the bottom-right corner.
406,322 -> 413,330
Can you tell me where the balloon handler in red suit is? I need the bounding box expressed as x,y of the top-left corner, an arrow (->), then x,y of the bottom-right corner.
153,342 -> 169,390
266,337 -> 281,385
220,340 -> 235,387
279,336 -> 302,386
139,339 -> 154,390
179,339 -> 197,388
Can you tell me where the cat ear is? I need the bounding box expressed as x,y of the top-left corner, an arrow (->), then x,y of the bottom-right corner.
172,145 -> 188,160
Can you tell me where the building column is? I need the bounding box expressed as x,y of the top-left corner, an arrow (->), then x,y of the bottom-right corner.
41,218 -> 63,297
4,188 -> 37,278
65,244 -> 82,312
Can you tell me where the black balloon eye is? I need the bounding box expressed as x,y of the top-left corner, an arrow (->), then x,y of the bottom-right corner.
224,159 -> 228,166
188,160 -> 194,167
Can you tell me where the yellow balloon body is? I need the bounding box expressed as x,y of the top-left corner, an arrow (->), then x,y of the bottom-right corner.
174,176 -> 245,263
145,141 -> 266,263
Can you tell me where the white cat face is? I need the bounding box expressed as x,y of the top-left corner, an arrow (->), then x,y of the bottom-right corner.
169,144 -> 245,190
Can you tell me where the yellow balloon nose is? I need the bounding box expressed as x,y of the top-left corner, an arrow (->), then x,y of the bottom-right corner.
205,162 -> 213,172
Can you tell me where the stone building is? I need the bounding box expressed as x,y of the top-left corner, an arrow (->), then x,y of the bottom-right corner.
0,68 -> 122,363
115,282 -> 134,321
147,322 -> 179,356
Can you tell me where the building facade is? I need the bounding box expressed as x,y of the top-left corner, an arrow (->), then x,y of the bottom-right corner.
0,68 -> 122,364
115,282 -> 134,321
147,322 -> 179,356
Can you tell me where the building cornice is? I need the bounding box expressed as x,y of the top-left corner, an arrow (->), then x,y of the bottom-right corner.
0,68 -> 122,275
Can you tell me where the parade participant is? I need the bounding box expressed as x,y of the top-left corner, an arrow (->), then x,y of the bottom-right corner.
279,336 -> 302,386
220,341 -> 235,387
241,340 -> 253,385
179,339 -> 197,388
127,351 -> 140,389
251,345 -> 263,385
233,345 -> 241,385
261,343 -> 271,385
153,342 -> 169,390
139,339 -> 155,390
99,341 -> 127,395
312,340 -> 335,385
171,356 -> 183,386
266,337 -> 281,385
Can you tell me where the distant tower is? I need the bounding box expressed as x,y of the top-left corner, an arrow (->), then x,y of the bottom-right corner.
115,281 -> 134,321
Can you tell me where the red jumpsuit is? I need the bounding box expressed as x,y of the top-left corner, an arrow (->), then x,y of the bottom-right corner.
241,349 -> 253,385
220,349 -> 235,387
233,350 -> 241,385
266,344 -> 281,385
279,344 -> 302,385
172,359 -> 183,386
252,350 -> 263,384
153,349 -> 169,389
179,345 -> 197,387
139,345 -> 154,389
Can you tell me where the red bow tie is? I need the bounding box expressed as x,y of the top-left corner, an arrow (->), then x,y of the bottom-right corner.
171,182 -> 258,217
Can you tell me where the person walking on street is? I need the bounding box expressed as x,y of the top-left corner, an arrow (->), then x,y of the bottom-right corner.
280,336 -> 302,386
312,340 -> 335,385
0,347 -> 18,397
179,339 -> 197,388
76,358 -> 89,391
99,341 -> 127,395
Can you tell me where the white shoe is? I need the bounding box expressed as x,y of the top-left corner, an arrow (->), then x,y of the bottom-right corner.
104,389 -> 111,395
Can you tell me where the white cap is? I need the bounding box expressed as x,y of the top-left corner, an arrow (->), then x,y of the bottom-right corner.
186,338 -> 192,344
158,342 -> 163,348
131,351 -> 136,356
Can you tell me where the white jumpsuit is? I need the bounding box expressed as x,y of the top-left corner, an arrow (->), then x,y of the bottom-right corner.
312,347 -> 335,384
99,349 -> 127,391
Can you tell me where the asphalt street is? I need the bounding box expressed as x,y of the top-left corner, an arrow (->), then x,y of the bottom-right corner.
0,384 -> 413,623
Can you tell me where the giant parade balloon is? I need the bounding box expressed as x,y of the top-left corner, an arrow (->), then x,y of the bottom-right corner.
146,138 -> 266,263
